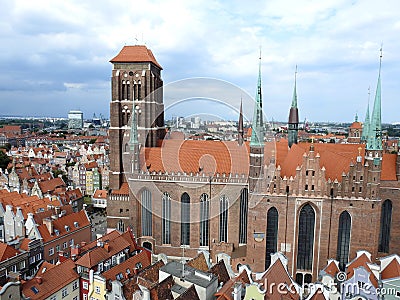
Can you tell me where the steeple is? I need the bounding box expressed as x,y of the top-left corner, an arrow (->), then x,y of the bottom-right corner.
288,66 -> 299,148
238,98 -> 244,146
248,51 -> 265,193
361,89 -> 371,143
355,113 -> 358,122
367,49 -> 383,151
250,51 -> 264,147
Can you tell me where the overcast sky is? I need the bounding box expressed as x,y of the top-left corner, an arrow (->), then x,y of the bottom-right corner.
1,0 -> 399,123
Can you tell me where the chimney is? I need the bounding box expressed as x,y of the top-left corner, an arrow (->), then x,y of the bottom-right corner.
55,206 -> 61,216
104,242 -> 109,252
35,277 -> 42,285
43,218 -> 53,235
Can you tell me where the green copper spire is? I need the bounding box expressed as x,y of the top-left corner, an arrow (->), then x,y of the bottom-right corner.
355,113 -> 358,122
367,49 -> 383,151
250,52 -> 264,147
361,89 -> 371,143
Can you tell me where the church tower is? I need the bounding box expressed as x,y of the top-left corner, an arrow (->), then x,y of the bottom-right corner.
361,89 -> 371,143
288,67 -> 299,148
249,55 -> 264,193
109,45 -> 165,190
365,49 -> 383,199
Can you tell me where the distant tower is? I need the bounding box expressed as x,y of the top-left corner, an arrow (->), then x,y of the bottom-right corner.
288,67 -> 299,148
109,45 -> 165,190
348,113 -> 363,143
365,49 -> 383,199
238,99 -> 244,146
249,54 -> 264,193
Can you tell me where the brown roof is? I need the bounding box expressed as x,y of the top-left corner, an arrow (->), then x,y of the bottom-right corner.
176,284 -> 200,300
84,161 -> 98,170
137,260 -> 165,288
322,260 -> 340,277
22,259 -> 78,300
149,275 -> 174,300
0,242 -> 20,261
381,153 -> 397,181
75,235 -> 131,268
346,252 -> 378,288
210,260 -> 230,285
38,177 -> 65,193
102,251 -> 150,282
93,189 -> 108,199
37,210 -> 90,243
258,258 -> 300,300
308,286 -> 328,300
110,45 -> 162,69
111,182 -> 130,195
187,252 -> 209,272
215,270 -> 250,300
350,122 -> 363,129
381,258 -> 400,280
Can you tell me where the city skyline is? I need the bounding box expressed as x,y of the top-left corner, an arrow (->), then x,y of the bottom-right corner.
1,0 -> 400,122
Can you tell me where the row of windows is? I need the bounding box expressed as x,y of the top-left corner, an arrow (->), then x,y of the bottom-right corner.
265,200 -> 393,271
49,240 -> 73,256
141,188 -> 249,246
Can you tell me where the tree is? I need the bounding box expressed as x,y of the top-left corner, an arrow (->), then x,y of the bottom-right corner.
0,151 -> 10,170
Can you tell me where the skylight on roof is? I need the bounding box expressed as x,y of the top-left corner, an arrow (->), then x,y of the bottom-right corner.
31,286 -> 39,294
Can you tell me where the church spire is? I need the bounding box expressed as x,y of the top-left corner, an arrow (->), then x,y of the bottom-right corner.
367,48 -> 383,151
238,97 -> 244,146
288,66 -> 299,148
250,51 -> 264,147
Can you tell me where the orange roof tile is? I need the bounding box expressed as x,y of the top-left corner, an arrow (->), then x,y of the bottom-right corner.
110,45 -> 162,69
350,122 -> 363,129
37,210 -> 90,243
323,260 -> 340,278
346,253 -> 378,288
0,242 -> 20,261
381,258 -> 400,280
187,252 -> 209,272
38,177 -> 65,193
102,251 -> 150,281
381,153 -> 397,181
111,182 -> 130,195
93,189 -> 108,199
22,259 -> 78,300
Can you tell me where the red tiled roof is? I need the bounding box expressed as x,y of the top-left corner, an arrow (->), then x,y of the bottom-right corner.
381,258 -> 400,280
102,251 -> 150,281
37,210 -> 90,243
0,242 -> 20,261
381,153 -> 397,181
75,235 -> 131,268
22,259 -> 78,300
110,45 -> 162,69
187,252 -> 209,272
111,182 -> 130,195
93,189 -> 108,199
323,260 -> 340,278
215,270 -> 250,300
38,177 -> 65,193
346,252 -> 378,288
350,122 -> 363,129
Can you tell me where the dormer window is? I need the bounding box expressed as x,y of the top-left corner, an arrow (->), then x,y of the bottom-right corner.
135,262 -> 142,269
54,229 -> 60,236
65,225 -> 70,232
74,222 -> 79,228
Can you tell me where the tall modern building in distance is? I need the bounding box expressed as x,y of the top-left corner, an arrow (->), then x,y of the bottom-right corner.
68,110 -> 83,129
107,45 -> 400,284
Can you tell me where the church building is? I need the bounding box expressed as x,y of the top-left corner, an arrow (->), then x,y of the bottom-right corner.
107,45 -> 400,283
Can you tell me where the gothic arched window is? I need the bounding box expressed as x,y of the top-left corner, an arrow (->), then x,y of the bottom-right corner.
337,211 -> 351,270
297,204 -> 315,270
162,193 -> 171,244
200,193 -> 209,247
239,188 -> 248,244
219,195 -> 229,242
379,200 -> 392,253
181,193 -> 190,246
265,207 -> 278,269
141,189 -> 152,236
